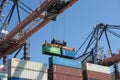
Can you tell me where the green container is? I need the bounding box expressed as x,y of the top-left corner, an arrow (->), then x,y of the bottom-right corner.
42,45 -> 61,55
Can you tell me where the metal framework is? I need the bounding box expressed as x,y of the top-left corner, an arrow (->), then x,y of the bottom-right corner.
75,23 -> 120,79
0,0 -> 78,58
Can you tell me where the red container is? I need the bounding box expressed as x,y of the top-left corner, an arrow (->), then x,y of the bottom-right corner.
48,73 -> 83,80
83,70 -> 112,80
49,64 -> 82,77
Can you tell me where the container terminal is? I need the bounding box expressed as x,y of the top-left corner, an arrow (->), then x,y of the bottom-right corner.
0,0 -> 120,80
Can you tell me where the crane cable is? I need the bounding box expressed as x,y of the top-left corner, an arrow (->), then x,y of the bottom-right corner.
75,24 -> 120,59
52,21 -> 55,38
75,30 -> 94,55
18,1 -> 33,12
0,3 -> 16,38
107,29 -> 120,38
108,25 -> 120,29
75,24 -> 106,59
0,0 -> 7,15
13,44 -> 24,58
62,12 -> 66,41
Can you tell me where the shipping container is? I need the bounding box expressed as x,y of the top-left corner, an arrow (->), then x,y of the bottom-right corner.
84,70 -> 112,80
7,58 -> 47,72
49,56 -> 81,69
61,49 -> 75,59
48,73 -> 83,80
84,63 -> 111,74
83,63 -> 112,80
8,77 -> 28,80
8,67 -> 48,80
0,65 -> 8,73
87,78 -> 98,80
49,64 -> 82,77
8,77 -> 30,80
42,45 -> 61,55
0,72 -> 8,80
62,46 -> 74,51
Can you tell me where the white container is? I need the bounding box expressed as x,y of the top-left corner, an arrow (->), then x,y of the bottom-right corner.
8,58 -> 47,72
0,65 -> 8,73
85,63 -> 111,74
0,72 -> 8,80
8,67 -> 48,80
1,30 -> 9,35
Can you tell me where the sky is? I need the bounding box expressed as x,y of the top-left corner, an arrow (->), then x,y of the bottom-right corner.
0,0 -> 120,70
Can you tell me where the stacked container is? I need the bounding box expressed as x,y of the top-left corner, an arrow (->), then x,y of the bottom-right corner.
7,58 -> 48,80
42,44 -> 61,56
61,48 -> 75,59
42,40 -> 75,59
48,56 -> 83,80
83,63 -> 112,80
0,65 -> 8,80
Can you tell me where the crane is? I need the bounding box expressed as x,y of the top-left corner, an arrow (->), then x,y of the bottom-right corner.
75,23 -> 120,79
75,23 -> 120,64
0,0 -> 78,58
101,50 -> 120,66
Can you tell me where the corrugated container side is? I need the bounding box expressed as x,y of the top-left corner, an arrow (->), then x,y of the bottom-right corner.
8,58 -> 47,72
86,63 -> 111,74
42,45 -> 61,55
8,67 -> 47,80
87,78 -> 98,80
0,65 -> 8,73
49,64 -> 82,77
62,46 -> 74,51
8,77 -> 30,80
49,56 -> 81,69
84,70 -> 112,80
48,73 -> 83,80
62,49 -> 75,59
0,72 -> 8,80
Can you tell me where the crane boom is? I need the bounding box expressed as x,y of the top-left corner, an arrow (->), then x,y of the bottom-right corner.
0,0 -> 78,58
0,0 -> 56,46
101,50 -> 120,66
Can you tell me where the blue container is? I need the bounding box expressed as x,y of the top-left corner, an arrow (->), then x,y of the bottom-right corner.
8,77 -> 29,80
62,49 -> 75,58
49,56 -> 81,69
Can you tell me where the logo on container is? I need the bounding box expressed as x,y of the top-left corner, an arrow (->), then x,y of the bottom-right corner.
15,59 -> 20,62
88,63 -> 92,66
52,48 -> 59,52
0,68 -> 7,72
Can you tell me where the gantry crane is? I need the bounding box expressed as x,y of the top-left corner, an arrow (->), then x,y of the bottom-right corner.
1,0 -> 120,72
0,0 -> 78,58
75,23 -> 120,63
101,50 -> 120,66
75,23 -> 120,79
